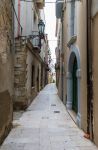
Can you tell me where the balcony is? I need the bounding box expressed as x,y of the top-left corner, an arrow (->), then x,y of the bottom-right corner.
36,0 -> 45,9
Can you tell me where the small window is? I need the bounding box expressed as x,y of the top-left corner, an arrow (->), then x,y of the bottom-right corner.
34,12 -> 36,23
31,65 -> 35,87
70,0 -> 75,36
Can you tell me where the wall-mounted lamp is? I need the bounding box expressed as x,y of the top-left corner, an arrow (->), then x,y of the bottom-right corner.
29,20 -> 45,50
38,19 -> 45,37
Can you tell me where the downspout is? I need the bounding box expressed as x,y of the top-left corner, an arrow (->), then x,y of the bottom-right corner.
12,0 -> 15,53
18,0 -> 20,36
87,0 -> 94,140
61,9 -> 64,101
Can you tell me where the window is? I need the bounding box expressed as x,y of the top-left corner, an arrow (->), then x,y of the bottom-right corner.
70,0 -> 75,36
31,65 -> 35,87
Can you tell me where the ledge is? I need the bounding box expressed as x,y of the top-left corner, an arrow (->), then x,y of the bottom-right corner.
67,35 -> 77,48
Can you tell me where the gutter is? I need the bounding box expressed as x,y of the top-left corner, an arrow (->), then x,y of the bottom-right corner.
61,9 -> 64,101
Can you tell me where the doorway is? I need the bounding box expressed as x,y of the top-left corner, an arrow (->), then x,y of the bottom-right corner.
66,45 -> 81,127
37,68 -> 39,92
72,57 -> 78,113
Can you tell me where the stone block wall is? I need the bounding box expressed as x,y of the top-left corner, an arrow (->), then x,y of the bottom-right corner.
26,49 -> 39,101
0,91 -> 12,144
14,38 -> 43,110
14,38 -> 27,110
0,0 -> 14,144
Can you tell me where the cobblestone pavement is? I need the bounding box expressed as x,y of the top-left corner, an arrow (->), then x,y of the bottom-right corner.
0,84 -> 98,150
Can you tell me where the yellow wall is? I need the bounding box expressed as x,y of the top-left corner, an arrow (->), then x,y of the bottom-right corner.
76,0 -> 87,131
92,13 -> 98,146
62,0 -> 87,131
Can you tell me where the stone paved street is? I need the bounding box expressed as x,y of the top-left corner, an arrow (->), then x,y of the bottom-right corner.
0,84 -> 98,150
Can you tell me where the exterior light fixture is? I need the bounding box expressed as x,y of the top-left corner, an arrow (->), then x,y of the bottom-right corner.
38,19 -> 45,36
30,19 -> 45,51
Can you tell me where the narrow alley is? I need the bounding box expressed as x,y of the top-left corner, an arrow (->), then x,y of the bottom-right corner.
0,84 -> 97,150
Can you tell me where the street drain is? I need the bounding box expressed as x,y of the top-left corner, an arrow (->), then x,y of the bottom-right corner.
54,111 -> 60,113
42,117 -> 49,119
51,104 -> 56,106
27,109 -> 32,111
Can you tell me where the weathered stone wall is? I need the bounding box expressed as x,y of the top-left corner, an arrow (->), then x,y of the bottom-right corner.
26,48 -> 38,102
26,41 -> 42,101
0,91 -> 12,144
14,38 -> 27,110
14,38 -> 42,110
0,0 -> 14,144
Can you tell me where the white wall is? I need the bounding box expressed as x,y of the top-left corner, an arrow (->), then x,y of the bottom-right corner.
92,0 -> 98,17
14,0 -> 39,37
26,50 -> 33,98
21,1 -> 33,36
14,1 -> 47,64
40,9 -> 45,23
14,0 -> 18,37
39,9 -> 46,61
40,39 -> 47,61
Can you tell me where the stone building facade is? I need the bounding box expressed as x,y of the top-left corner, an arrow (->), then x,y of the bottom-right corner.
0,0 -> 14,144
14,37 -> 49,110
56,0 -> 87,129
0,0 -> 49,143
55,47 -> 60,88
14,0 -> 49,110
55,0 -> 98,147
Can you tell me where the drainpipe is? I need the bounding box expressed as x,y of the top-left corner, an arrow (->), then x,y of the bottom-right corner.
61,9 -> 64,101
18,0 -> 20,36
12,0 -> 15,53
87,0 -> 94,140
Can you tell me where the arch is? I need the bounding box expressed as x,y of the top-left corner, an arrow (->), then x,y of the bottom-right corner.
66,45 -> 81,127
68,45 -> 80,71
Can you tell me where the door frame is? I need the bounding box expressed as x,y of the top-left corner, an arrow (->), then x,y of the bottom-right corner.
66,45 -> 81,127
